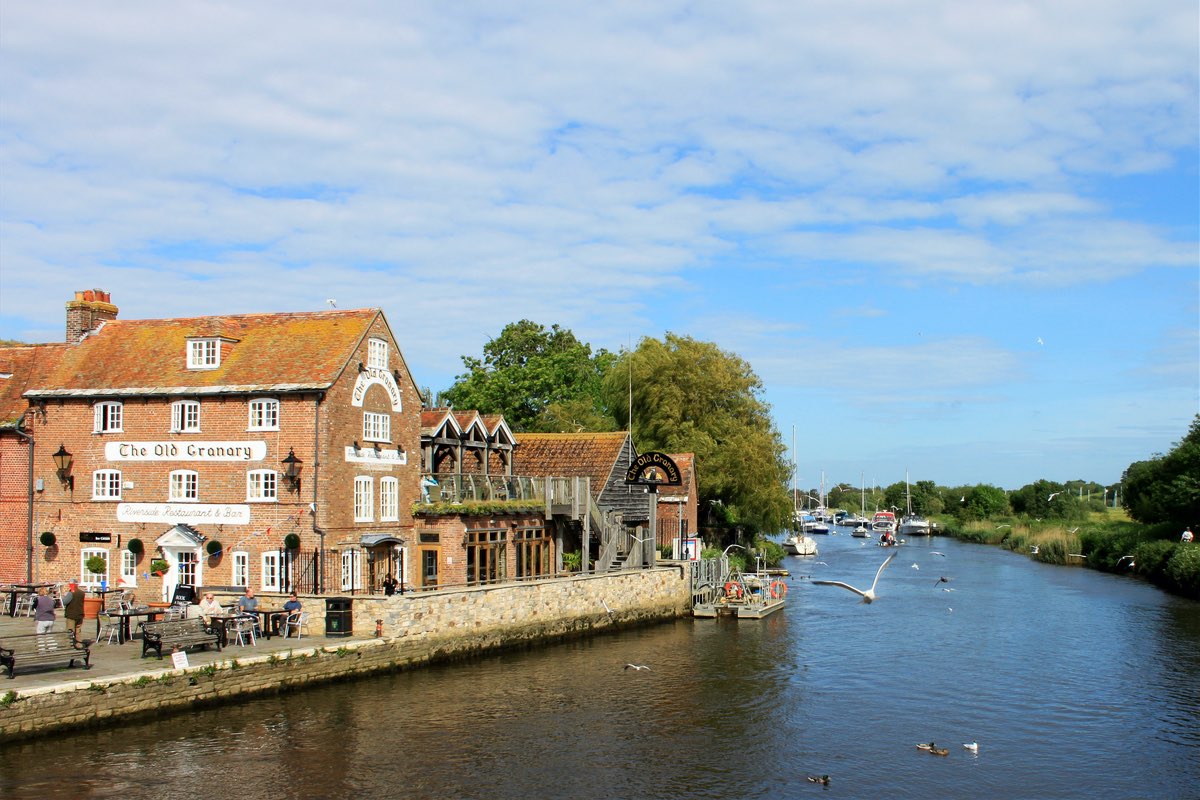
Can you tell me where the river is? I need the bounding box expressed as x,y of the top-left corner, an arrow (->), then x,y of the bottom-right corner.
1,533 -> 1197,800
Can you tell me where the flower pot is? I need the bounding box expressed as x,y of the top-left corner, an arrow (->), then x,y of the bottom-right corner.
83,597 -> 102,620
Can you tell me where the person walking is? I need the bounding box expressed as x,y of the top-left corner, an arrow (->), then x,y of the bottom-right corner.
62,581 -> 85,642
33,587 -> 56,635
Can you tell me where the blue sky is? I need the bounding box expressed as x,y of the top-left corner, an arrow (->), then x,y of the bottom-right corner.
1,1 -> 1196,490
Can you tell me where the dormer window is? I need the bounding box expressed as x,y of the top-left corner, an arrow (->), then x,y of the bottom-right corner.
367,338 -> 388,370
187,338 -> 220,369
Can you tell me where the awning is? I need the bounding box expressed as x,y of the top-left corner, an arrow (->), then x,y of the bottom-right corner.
360,533 -> 406,547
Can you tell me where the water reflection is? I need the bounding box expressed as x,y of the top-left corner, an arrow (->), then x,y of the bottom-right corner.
1,535 -> 1197,800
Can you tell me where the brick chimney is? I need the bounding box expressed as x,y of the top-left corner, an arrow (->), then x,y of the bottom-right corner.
66,289 -> 119,344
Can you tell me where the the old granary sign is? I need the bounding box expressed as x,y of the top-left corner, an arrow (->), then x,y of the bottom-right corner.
351,366 -> 403,411
624,451 -> 682,487
105,441 -> 267,461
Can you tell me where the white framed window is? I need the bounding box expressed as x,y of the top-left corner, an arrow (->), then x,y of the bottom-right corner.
187,339 -> 220,369
121,550 -> 138,587
247,470 -> 278,502
178,551 -> 199,587
171,400 -> 201,432
93,401 -> 123,433
341,549 -> 363,591
248,397 -> 279,431
169,470 -> 199,502
80,548 -> 109,588
354,476 -> 373,522
232,552 -> 249,587
367,338 -> 389,370
261,552 -> 281,592
363,411 -> 391,443
380,477 -> 399,521
92,469 -> 122,500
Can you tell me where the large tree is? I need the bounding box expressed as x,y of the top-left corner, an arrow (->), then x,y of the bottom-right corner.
1121,415 -> 1200,528
602,333 -> 792,535
441,320 -> 614,432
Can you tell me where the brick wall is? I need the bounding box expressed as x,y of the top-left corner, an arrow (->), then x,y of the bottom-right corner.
0,432 -> 33,582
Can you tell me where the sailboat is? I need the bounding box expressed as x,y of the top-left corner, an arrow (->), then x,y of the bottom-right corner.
783,427 -> 818,556
897,470 -> 931,536
851,473 -> 871,537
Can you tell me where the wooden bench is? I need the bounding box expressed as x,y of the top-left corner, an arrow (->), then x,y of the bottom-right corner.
0,631 -> 91,678
140,617 -> 221,659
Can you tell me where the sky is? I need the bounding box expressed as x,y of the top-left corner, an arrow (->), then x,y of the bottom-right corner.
1,2 -> 1197,491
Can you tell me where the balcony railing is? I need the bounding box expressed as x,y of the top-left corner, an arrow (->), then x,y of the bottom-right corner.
421,473 -> 546,505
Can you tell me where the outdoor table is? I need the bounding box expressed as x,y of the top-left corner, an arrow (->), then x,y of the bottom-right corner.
4,583 -> 53,617
206,613 -> 241,647
108,608 -> 164,644
250,608 -> 287,640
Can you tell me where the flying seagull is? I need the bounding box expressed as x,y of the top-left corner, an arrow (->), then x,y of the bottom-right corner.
1036,337 -> 1044,345
996,524 -> 1011,529
811,551 -> 897,604
934,576 -> 951,587
1047,491 -> 1063,501
326,298 -> 337,308
931,551 -> 946,557
624,663 -> 650,671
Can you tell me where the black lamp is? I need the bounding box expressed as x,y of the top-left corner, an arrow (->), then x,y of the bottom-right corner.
52,444 -> 74,490
281,448 -> 303,492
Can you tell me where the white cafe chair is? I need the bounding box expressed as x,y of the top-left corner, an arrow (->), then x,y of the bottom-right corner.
96,610 -> 121,645
282,612 -> 307,639
230,614 -> 257,646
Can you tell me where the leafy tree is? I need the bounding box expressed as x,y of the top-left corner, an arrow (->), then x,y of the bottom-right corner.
602,333 -> 792,536
958,484 -> 1010,521
1121,415 -> 1200,528
441,320 -> 614,431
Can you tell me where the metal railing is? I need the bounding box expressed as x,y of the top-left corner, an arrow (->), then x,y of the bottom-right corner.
422,473 -> 546,504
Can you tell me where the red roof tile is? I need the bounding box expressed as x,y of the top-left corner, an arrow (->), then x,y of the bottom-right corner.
0,344 -> 66,426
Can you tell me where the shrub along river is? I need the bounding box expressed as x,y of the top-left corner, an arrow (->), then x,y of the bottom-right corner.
1,533 -> 1197,799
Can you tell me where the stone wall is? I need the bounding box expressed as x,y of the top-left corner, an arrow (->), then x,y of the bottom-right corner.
0,567 -> 690,741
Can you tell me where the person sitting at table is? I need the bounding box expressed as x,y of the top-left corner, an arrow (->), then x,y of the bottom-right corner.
281,592 -> 302,637
198,592 -> 223,623
236,587 -> 260,634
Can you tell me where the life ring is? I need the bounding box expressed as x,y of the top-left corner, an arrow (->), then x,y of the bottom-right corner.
769,581 -> 788,599
724,581 -> 743,599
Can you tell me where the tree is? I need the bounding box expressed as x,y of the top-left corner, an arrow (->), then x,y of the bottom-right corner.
602,333 -> 792,535
441,320 -> 614,432
1121,415 -> 1200,528
958,484 -> 1010,521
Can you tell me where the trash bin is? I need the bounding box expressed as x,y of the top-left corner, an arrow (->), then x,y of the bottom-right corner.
325,597 -> 352,637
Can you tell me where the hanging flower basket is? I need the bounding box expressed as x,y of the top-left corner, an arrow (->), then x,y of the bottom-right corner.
84,555 -> 107,576
206,540 -> 223,556
127,538 -> 144,555
39,531 -> 56,547
149,558 -> 170,576
284,533 -> 301,550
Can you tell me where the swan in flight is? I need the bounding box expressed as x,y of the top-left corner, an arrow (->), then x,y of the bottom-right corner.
811,551 -> 897,603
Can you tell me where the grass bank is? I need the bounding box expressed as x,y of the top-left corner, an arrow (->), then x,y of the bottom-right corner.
936,509 -> 1199,601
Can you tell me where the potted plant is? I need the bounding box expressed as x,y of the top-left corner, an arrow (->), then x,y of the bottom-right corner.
149,558 -> 170,576
85,555 -> 107,576
39,531 -> 56,547
562,550 -> 582,573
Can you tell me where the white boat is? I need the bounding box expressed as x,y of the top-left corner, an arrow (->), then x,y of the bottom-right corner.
784,532 -> 818,555
785,426 -> 819,556
898,470 -> 931,536
851,475 -> 871,536
872,510 -> 897,532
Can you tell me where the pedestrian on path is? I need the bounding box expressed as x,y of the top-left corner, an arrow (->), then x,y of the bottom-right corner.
62,581 -> 84,641
33,587 -> 56,634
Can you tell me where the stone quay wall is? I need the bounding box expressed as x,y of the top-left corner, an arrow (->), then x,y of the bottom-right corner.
0,567 -> 690,742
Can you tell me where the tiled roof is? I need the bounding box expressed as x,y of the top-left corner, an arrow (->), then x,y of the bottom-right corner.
420,408 -> 460,436
23,309 -> 382,397
515,432 -> 632,497
0,344 -> 66,427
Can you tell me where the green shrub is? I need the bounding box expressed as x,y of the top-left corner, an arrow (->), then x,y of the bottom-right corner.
562,551 -> 582,572
1164,545 -> 1200,600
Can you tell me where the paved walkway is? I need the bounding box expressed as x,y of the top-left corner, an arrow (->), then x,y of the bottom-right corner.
0,611 -> 366,693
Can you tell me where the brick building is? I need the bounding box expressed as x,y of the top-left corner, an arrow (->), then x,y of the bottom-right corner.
1,290 -> 423,600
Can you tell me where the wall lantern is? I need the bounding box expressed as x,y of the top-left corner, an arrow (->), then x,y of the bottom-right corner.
51,443 -> 74,490
281,448 -> 303,492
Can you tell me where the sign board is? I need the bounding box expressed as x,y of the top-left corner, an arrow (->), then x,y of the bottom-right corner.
117,503 -> 251,525
171,650 -> 189,670
675,537 -> 701,561
624,451 -> 682,487
105,441 -> 267,461
79,532 -> 113,543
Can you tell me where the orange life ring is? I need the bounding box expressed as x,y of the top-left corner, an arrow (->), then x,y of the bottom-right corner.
724,581 -> 743,599
769,581 -> 788,599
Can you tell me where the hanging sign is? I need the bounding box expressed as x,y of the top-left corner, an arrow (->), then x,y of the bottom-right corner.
624,451 -> 682,486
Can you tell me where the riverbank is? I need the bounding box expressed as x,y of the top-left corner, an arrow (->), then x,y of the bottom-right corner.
0,567 -> 691,742
938,514 -> 1200,600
